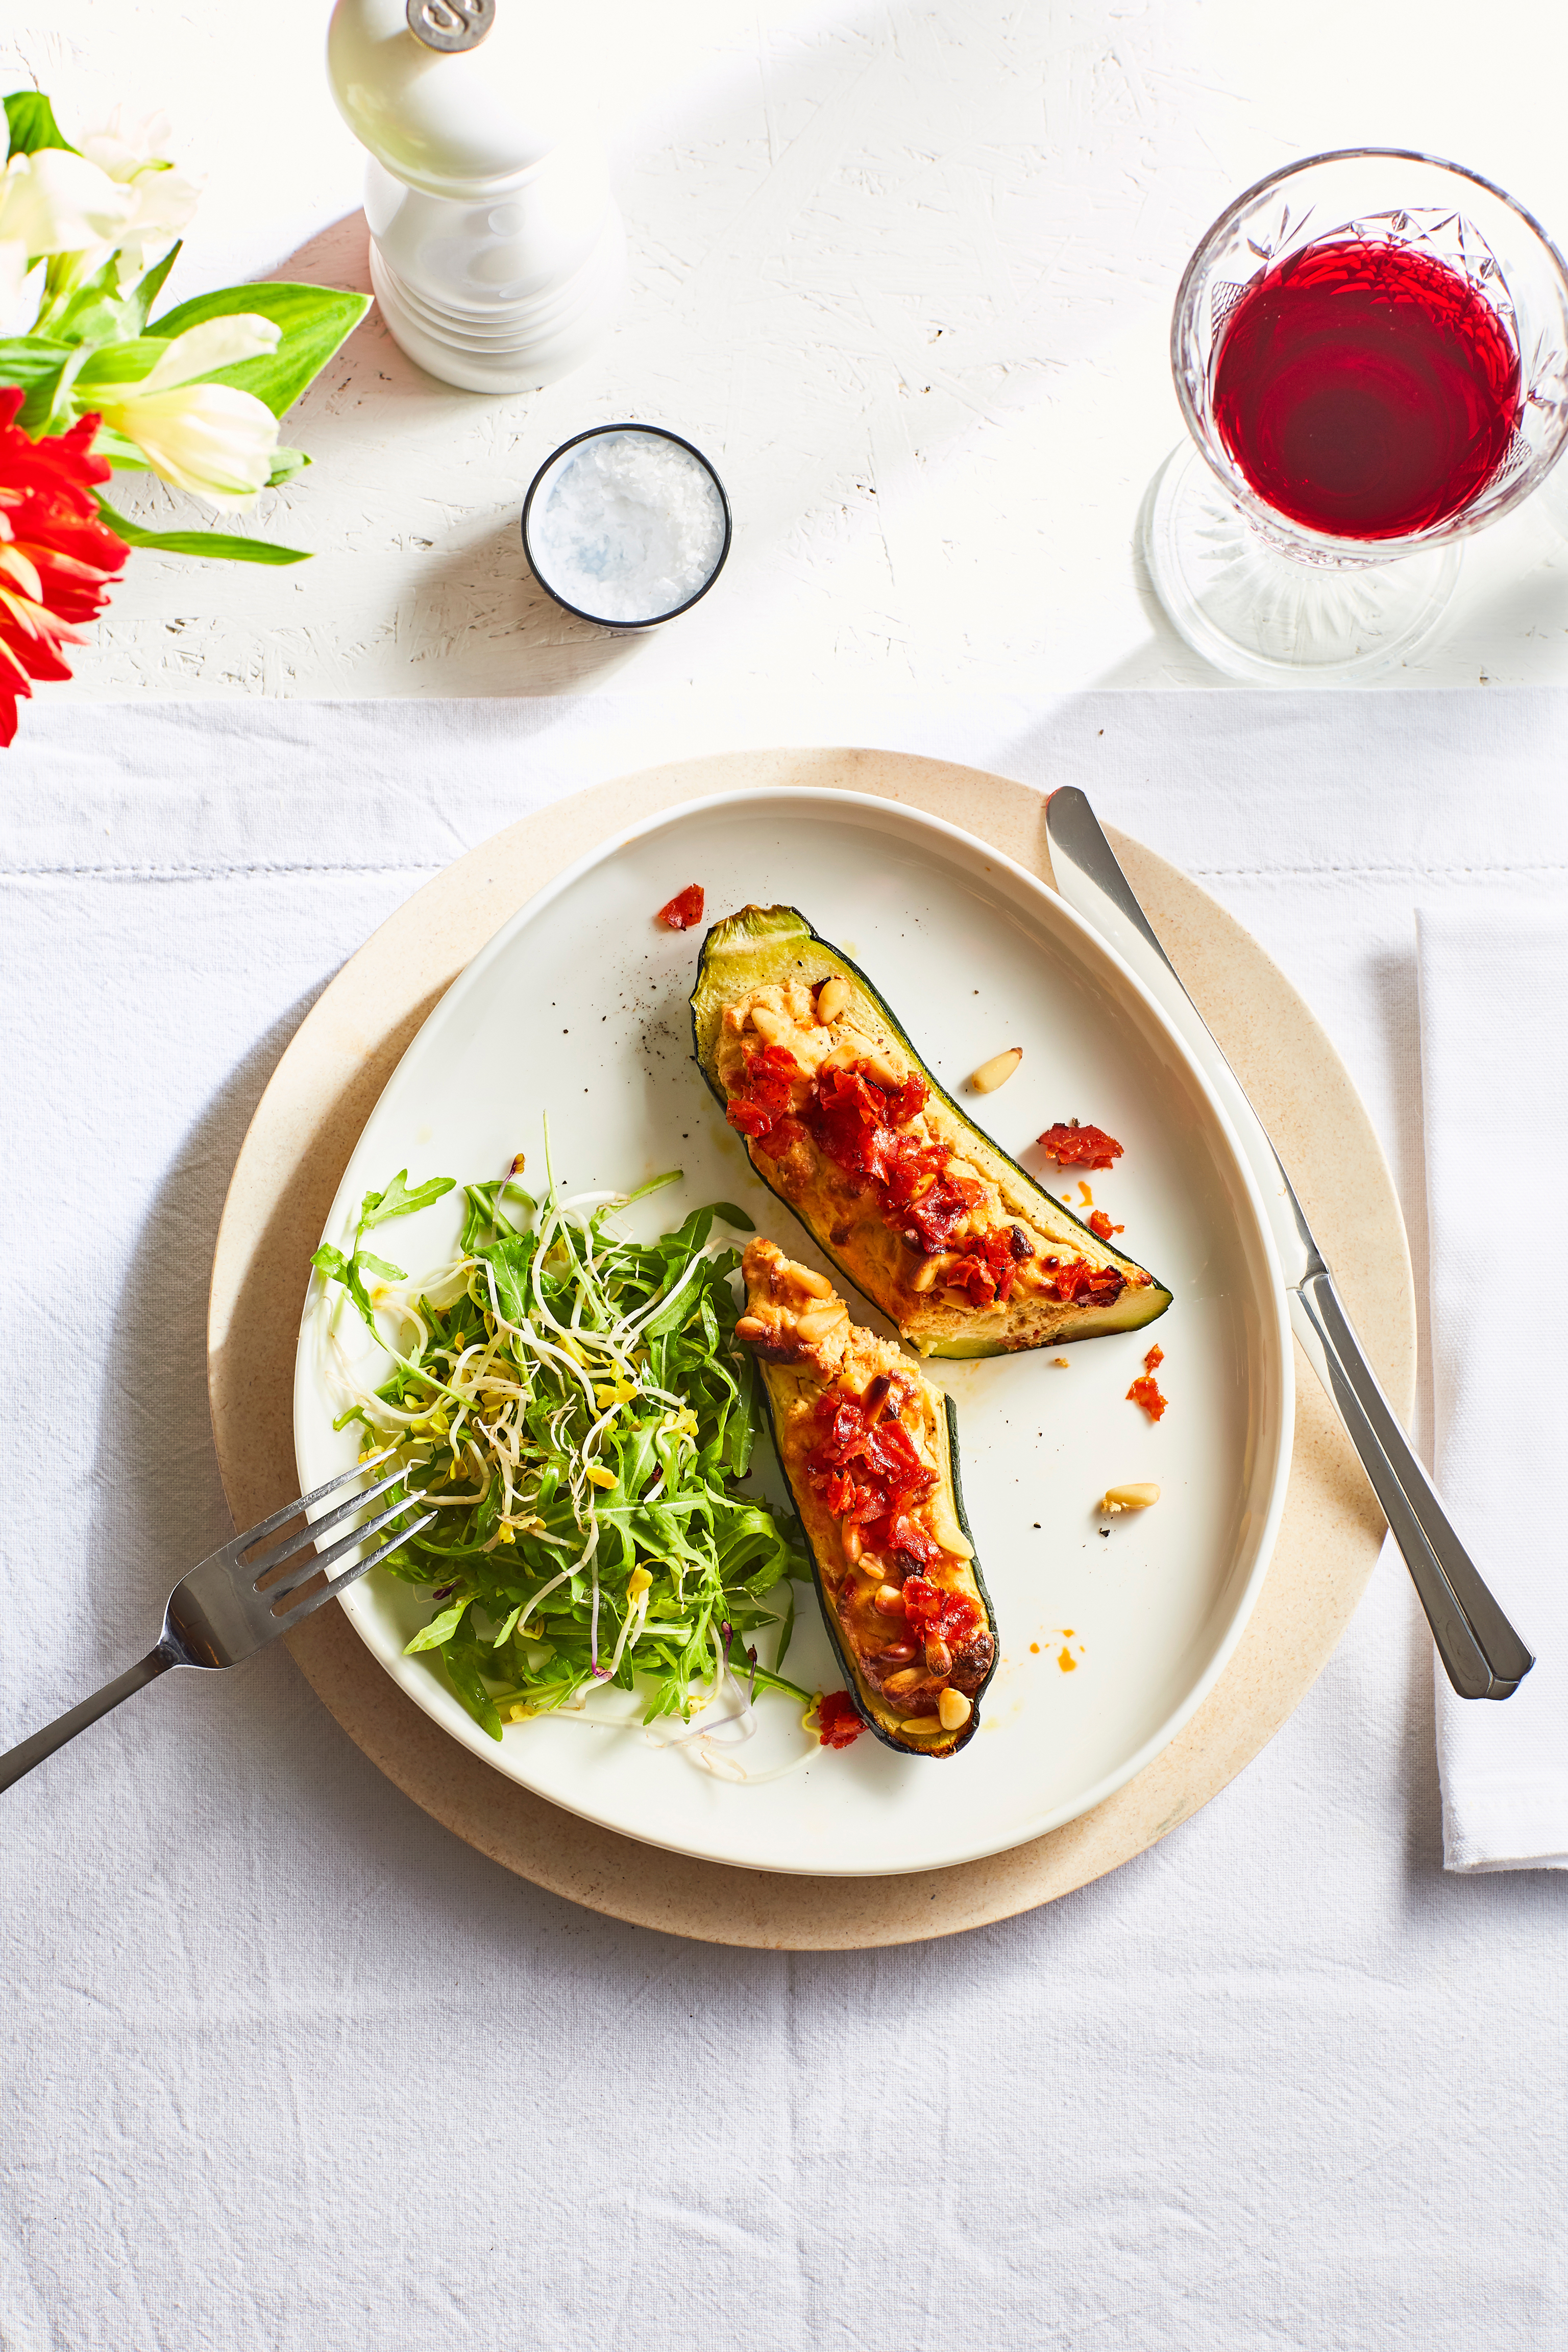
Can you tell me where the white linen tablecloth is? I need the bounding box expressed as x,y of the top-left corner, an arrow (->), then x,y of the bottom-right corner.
2,690 -> 1564,2351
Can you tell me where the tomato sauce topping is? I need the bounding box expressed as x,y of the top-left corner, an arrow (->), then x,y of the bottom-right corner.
803,1381 -> 950,1574
1087,1209 -> 1124,1240
657,883 -> 705,930
816,1689 -> 865,1748
1039,1119 -> 1123,1170
1128,1371 -> 1167,1420
727,1044 -> 1123,1311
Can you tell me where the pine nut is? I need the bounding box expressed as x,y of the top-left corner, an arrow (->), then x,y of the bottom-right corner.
873,1583 -> 905,1616
796,1305 -> 845,1342
899,1715 -> 943,1736
794,1267 -> 833,1297
842,1522 -> 862,1563
883,1665 -> 924,1695
749,1003 -> 791,1046
970,1047 -> 1022,1094
938,1689 -> 972,1731
924,1635 -> 952,1676
1101,1482 -> 1160,1513
927,1500 -> 973,1559
736,1314 -> 766,1341
816,975 -> 850,1023
911,1255 -> 952,1293
863,1050 -> 903,1089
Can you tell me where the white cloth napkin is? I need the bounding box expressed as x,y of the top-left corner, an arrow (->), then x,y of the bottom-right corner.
1418,898 -> 1568,1870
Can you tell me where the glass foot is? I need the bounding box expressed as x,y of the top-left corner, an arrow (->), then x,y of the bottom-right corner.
1143,446 -> 1463,682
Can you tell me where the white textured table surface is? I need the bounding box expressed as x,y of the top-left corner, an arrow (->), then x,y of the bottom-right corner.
2,690 -> 1564,2350
6,0 -> 1568,704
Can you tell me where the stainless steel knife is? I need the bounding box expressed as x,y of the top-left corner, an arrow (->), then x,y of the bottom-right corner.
1044,786 -> 1532,1701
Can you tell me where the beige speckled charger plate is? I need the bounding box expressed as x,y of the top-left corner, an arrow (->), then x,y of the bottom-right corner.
208,750 -> 1413,1948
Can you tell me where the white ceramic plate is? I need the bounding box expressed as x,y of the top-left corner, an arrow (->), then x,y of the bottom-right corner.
294,789 -> 1292,1877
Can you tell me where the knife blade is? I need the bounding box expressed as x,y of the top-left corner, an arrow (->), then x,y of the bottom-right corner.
1043,786 -> 1533,1702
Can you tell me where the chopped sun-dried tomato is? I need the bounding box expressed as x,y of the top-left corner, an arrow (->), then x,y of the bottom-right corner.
1043,1256 -> 1127,1307
1143,1343 -> 1163,1373
804,1381 -> 940,1564
1128,1374 -> 1167,1422
816,1689 -> 865,1748
1039,1119 -> 1123,1171
901,1575 -> 983,1647
727,1047 -> 1123,1318
657,883 -> 705,930
1087,1209 -> 1124,1240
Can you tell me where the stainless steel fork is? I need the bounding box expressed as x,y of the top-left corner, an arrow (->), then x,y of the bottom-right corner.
0,1456 -> 435,1793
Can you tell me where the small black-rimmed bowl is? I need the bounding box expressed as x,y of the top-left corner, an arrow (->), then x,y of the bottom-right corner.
520,424 -> 733,631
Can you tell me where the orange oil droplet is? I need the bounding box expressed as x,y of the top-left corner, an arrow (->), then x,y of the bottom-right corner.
1058,1647 -> 1077,1672
1079,1181 -> 1094,1206
1030,1641 -> 1040,1654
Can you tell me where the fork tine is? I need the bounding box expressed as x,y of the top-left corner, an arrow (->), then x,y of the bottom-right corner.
258,1491 -> 431,1604
229,1450 -> 402,1553
241,1461 -> 415,1582
275,1510 -> 438,1634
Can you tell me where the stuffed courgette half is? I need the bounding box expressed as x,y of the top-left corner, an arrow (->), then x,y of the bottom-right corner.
738,1237 -> 995,1757
692,902 -> 1172,1358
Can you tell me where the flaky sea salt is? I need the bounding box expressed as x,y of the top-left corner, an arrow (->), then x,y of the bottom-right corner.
526,429 -> 728,624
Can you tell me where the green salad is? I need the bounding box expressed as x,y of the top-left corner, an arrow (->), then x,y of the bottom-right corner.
310,1148 -> 814,1744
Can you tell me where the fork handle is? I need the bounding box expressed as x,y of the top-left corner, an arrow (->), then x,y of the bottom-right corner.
0,1646 -> 177,1795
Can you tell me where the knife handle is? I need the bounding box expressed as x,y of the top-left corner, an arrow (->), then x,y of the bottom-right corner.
1290,1272 -> 1534,1699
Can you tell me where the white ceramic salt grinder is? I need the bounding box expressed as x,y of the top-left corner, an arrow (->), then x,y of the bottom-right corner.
326,0 -> 625,394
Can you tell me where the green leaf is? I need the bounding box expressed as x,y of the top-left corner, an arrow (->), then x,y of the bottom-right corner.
705,1202 -> 756,1232
0,337 -> 75,432
439,1637 -> 504,1739
266,446 -> 310,487
309,1240 -> 379,1337
4,91 -> 76,158
91,495 -> 313,566
75,337 -> 167,388
404,1597 -> 472,1653
0,335 -> 72,386
147,281 -> 371,418
621,1167 -> 683,1206
358,1252 -> 406,1281
358,1170 -> 456,1234
90,428 -> 150,469
43,242 -> 182,349
123,242 -> 182,334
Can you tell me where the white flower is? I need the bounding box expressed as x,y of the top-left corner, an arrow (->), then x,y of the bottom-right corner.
0,240 -> 43,333
77,106 -> 175,183
0,148 -> 132,258
135,313 -> 281,390
77,107 -> 200,289
88,319 -> 284,509
91,382 -> 280,508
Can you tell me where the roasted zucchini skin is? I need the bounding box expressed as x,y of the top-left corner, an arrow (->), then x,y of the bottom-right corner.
692,901 -> 1172,1357
740,1241 -> 997,1758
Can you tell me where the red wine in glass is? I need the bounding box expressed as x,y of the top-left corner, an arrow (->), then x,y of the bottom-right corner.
1210,237 -> 1522,538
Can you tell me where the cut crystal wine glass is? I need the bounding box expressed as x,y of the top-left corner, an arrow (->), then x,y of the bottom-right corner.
1144,150 -> 1568,682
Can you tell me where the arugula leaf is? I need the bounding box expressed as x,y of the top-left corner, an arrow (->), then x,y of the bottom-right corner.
358,1252 -> 406,1281
309,1241 -> 379,1339
358,1170 -> 455,1233
4,91 -> 76,157
318,1164 -> 812,1747
404,1597 -> 472,1652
